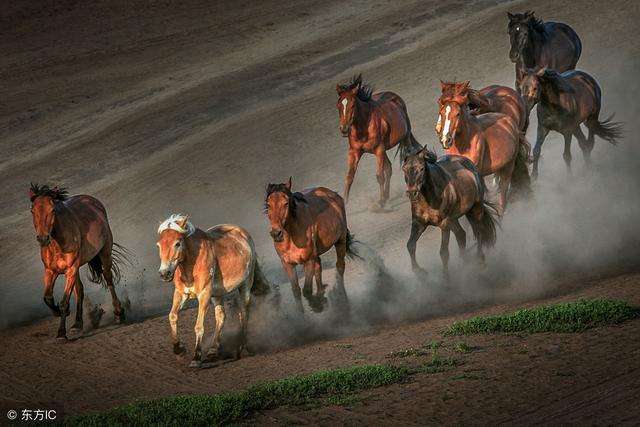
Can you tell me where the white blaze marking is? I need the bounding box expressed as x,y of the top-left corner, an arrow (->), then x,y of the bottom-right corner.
341,98 -> 348,116
441,105 -> 452,143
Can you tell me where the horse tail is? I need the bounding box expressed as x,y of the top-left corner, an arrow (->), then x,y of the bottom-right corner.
87,243 -> 132,287
395,132 -> 423,164
591,113 -> 624,145
510,132 -> 533,201
468,200 -> 499,250
251,259 -> 272,296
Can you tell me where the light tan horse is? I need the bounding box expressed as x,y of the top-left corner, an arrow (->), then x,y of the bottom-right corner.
156,214 -> 270,367
436,81 -> 531,215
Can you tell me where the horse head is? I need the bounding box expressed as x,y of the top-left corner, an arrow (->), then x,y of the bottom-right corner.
157,214 -> 194,281
336,74 -> 373,136
507,10 -> 536,63
402,147 -> 437,201
436,81 -> 470,149
29,183 -> 68,247
264,177 -> 300,243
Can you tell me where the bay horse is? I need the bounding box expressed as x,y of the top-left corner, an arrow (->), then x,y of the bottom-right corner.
157,214 -> 271,367
265,177 -> 358,312
507,11 -> 582,102
467,84 -> 529,132
403,149 -> 498,279
336,74 -> 422,207
435,81 -> 531,215
157,214 -> 270,367
29,184 -> 127,339
519,68 -> 624,178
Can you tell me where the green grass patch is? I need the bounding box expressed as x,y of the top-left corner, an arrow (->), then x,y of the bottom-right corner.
63,365 -> 408,426
327,393 -> 362,406
445,299 -> 638,336
453,342 -> 473,354
420,355 -> 460,374
387,347 -> 430,358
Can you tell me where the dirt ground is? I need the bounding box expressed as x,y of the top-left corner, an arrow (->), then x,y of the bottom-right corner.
1,0 -> 640,423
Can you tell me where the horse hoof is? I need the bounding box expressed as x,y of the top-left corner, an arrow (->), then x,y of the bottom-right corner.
56,335 -> 68,342
89,306 -> 104,329
115,310 -> 125,324
189,359 -> 202,368
173,343 -> 186,355
70,322 -> 83,333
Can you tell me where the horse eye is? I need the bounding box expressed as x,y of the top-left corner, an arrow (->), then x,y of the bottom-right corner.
174,241 -> 181,248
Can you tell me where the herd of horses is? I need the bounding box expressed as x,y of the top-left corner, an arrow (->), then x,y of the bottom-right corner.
28,11 -> 623,367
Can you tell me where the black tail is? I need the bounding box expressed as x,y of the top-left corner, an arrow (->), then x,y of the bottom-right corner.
395,132 -> 423,164
467,201 -> 499,249
251,260 -> 271,296
87,243 -> 132,287
591,114 -> 623,145
345,231 -> 364,260
510,132 -> 533,202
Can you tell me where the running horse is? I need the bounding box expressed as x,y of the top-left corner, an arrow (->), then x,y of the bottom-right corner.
507,10 -> 582,105
157,214 -> 271,367
403,148 -> 498,279
435,81 -> 531,215
519,68 -> 623,178
265,178 -> 358,312
336,74 -> 422,207
29,184 -> 127,339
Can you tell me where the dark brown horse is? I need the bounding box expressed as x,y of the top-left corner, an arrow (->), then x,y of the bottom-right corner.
336,74 -> 422,207
436,81 -> 531,215
29,184 -> 127,339
520,68 -> 623,178
403,149 -> 498,279
508,11 -> 582,99
265,178 -> 358,312
468,84 -> 529,132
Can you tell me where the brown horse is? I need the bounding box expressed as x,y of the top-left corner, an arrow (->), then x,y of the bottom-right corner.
468,84 -> 529,132
336,74 -> 422,207
157,214 -> 270,367
29,184 -> 126,339
403,149 -> 498,279
508,11 -> 582,98
265,178 -> 358,312
435,81 -> 531,215
519,68 -> 623,178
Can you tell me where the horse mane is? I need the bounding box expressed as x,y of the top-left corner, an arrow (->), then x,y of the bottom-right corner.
510,11 -> 546,37
29,183 -> 68,202
439,81 -> 470,105
423,147 -> 438,163
338,74 -> 373,102
158,213 -> 196,236
264,183 -> 307,218
539,69 -> 574,94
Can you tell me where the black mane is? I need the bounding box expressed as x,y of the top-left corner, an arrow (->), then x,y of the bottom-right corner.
29,183 -> 68,202
264,183 -> 307,218
338,74 -> 373,102
510,11 -> 546,35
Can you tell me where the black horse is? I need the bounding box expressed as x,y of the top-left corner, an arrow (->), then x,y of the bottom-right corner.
508,11 -> 582,99
519,68 -> 623,178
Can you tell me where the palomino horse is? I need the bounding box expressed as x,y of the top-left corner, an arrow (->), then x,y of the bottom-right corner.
403,149 -> 498,279
467,84 -> 529,132
336,74 -> 422,207
29,184 -> 127,339
157,214 -> 270,367
436,81 -> 531,215
507,11 -> 582,101
265,178 -> 357,312
519,68 -> 623,178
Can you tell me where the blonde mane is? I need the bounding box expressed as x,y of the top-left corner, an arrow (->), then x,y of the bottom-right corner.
158,214 -> 195,236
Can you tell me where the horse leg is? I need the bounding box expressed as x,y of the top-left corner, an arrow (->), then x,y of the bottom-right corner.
449,218 -> 467,259
343,148 -> 362,204
189,289 -> 211,368
281,261 -> 303,312
43,269 -> 60,316
562,132 -> 573,174
208,296 -> 225,361
407,219 -> 428,274
235,283 -> 251,359
334,237 -> 349,309
532,122 -> 550,180
303,259 -> 320,311
496,167 -> 512,217
573,126 -> 592,167
440,227 -> 451,281
100,246 -> 124,323
70,275 -> 84,332
374,149 -> 388,207
313,256 -> 325,294
382,151 -> 392,205
57,265 -> 78,340
169,289 -> 187,355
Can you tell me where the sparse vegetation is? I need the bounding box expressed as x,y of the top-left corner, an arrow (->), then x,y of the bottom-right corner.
64,365 -> 409,426
420,354 -> 459,374
445,299 -> 638,336
453,342 -> 473,353
387,347 -> 430,358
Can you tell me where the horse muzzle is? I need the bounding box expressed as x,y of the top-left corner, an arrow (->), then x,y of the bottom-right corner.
339,125 -> 350,137
406,190 -> 420,201
159,269 -> 174,282
509,51 -> 519,63
36,234 -> 51,247
440,135 -> 453,150
270,229 -> 284,242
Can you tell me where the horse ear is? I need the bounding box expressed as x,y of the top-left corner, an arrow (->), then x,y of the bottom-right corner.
175,215 -> 189,230
440,80 -> 447,91
525,10 -> 534,18
28,188 -> 36,200
286,176 -> 292,191
336,84 -> 342,94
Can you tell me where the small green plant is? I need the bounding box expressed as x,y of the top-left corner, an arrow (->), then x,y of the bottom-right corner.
445,299 -> 638,335
327,394 -> 361,406
387,347 -> 429,358
453,342 -> 473,353
335,343 -> 353,349
421,355 -> 459,374
64,365 -> 409,426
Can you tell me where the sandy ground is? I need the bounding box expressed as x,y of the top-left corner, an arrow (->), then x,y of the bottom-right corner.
1,0 -> 640,422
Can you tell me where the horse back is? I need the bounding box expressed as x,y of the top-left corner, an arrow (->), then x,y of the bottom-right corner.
560,70 -> 601,120
542,22 -> 582,70
64,195 -> 111,263
437,156 -> 483,207
479,85 -> 527,131
371,91 -> 410,147
206,224 -> 255,294
299,187 -> 348,253
475,113 -> 519,174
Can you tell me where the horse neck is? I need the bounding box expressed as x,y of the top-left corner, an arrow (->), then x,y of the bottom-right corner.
522,28 -> 542,67
454,106 -> 473,146
283,203 -> 309,242
539,81 -> 561,109
51,202 -> 78,248
420,162 -> 444,208
179,231 -> 208,282
353,98 -> 372,135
